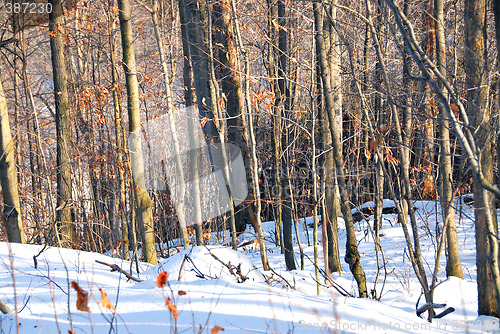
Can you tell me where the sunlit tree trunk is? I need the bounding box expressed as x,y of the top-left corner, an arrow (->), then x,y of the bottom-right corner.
314,0 -> 367,297
49,0 -> 76,247
0,65 -> 26,244
118,0 -> 158,264
465,0 -> 499,317
321,1 -> 341,274
434,0 -> 462,279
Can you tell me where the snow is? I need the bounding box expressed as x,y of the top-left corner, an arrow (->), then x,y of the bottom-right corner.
0,197 -> 499,333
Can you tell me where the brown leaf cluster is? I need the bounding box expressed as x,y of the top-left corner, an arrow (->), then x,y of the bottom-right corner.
71,281 -> 90,312
166,297 -> 178,319
157,271 -> 169,288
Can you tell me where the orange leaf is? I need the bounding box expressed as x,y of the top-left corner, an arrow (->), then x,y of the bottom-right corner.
98,288 -> 116,311
200,117 -> 208,128
157,271 -> 169,288
450,103 -> 459,112
166,297 -> 179,319
212,326 -> 225,334
71,281 -> 90,312
178,290 -> 187,296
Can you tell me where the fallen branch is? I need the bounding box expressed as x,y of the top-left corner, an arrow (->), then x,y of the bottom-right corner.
0,299 -> 13,314
416,303 -> 446,318
95,260 -> 142,282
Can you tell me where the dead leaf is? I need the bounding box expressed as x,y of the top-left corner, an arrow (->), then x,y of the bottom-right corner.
98,288 -> 116,311
166,297 -> 179,319
71,281 -> 90,312
157,271 -> 169,288
178,290 -> 187,296
212,325 -> 225,334
450,103 -> 459,112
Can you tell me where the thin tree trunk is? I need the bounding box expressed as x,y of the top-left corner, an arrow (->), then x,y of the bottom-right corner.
321,1 -> 341,274
277,0 -> 296,271
118,0 -> 158,264
314,0 -> 367,297
246,54 -> 270,271
267,0 -> 283,252
0,64 -> 26,244
49,0 -> 76,247
434,0 -> 462,279
108,10 -> 130,259
151,0 -> 190,249
178,0 -> 203,245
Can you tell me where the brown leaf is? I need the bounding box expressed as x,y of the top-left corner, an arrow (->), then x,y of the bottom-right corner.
178,290 -> 187,296
211,326 -> 225,334
71,281 -> 90,312
157,271 -> 169,288
98,288 -> 116,311
166,297 -> 179,319
450,103 -> 459,112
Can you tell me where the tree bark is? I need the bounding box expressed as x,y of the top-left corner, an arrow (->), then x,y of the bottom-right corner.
178,0 -> 203,246
0,64 -> 26,244
434,0 -> 462,279
118,0 -> 158,264
151,0 -> 190,249
49,0 -> 76,247
314,0 -> 367,297
321,0 -> 341,274
465,0 -> 499,317
277,0 -> 296,271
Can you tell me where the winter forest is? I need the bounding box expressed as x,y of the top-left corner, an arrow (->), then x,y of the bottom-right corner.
0,0 -> 500,332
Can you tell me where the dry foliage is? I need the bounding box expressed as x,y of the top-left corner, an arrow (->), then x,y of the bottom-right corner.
71,281 -> 90,312
211,325 -> 225,334
166,297 -> 179,319
98,287 -> 116,311
157,271 -> 169,288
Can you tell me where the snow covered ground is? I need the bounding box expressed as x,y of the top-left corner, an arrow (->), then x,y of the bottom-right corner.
0,197 -> 499,333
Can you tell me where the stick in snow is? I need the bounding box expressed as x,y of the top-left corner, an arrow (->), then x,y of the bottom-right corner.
95,260 -> 142,282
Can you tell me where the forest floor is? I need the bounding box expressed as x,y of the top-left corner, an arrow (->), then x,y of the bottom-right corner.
0,196 -> 499,333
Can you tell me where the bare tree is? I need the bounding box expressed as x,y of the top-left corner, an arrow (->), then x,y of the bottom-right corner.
464,0 -> 498,317
434,0 -> 462,279
314,0 -> 367,297
118,0 -> 158,264
49,0 -> 76,247
0,63 -> 26,244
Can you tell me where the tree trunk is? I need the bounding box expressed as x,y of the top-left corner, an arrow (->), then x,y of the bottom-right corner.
268,0 -> 283,252
465,0 -> 499,317
151,0 -> 190,249
314,0 -> 367,297
277,0 -> 296,271
108,10 -> 130,259
178,0 -> 203,246
118,0 -> 158,265
434,0 -> 462,278
494,0 -> 500,197
49,0 -> 76,247
213,0 -> 252,236
0,64 -> 26,244
321,1 -> 341,274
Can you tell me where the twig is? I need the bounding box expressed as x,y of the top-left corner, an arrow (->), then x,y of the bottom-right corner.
95,260 -> 142,282
33,244 -> 48,269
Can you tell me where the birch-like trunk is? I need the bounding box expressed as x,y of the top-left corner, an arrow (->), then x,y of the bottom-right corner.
118,0 -> 158,264
0,65 -> 26,244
